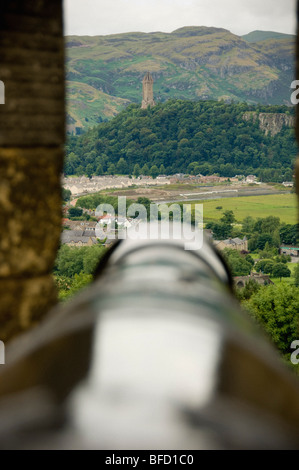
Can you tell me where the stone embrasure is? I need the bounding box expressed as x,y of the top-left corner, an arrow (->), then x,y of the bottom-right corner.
0,1 -> 64,342
0,148 -> 63,278
0,275 -> 57,342
0,1 -> 65,147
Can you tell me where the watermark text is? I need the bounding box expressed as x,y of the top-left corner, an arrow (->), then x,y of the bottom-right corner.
0,81 -> 4,104
95,196 -> 203,250
0,341 -> 4,364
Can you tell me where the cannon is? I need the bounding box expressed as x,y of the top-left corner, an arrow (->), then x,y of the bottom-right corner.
0,226 -> 298,449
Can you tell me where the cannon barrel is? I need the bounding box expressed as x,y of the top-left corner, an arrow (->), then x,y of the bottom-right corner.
0,229 -> 298,449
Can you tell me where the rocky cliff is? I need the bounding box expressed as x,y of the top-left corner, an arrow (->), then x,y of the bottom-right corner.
243,112 -> 295,136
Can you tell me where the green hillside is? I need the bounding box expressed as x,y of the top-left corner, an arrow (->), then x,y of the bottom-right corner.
242,30 -> 295,43
66,81 -> 130,133
65,99 -> 297,181
65,27 -> 295,131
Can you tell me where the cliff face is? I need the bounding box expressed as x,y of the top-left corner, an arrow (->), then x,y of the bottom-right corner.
243,112 -> 295,136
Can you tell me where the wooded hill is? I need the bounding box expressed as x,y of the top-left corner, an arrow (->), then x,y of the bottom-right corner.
65,100 -> 297,182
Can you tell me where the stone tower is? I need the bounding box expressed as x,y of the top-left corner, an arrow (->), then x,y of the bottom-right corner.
141,72 -> 155,109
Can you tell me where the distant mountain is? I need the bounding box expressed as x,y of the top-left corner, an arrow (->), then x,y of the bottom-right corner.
242,30 -> 295,43
65,27 -> 295,132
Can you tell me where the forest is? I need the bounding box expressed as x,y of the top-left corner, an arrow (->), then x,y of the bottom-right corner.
65,100 -> 297,182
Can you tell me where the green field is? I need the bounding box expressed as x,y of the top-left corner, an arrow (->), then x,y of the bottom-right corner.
192,193 -> 298,225
270,262 -> 298,286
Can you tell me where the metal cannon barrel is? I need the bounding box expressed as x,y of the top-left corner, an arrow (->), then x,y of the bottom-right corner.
0,229 -> 298,449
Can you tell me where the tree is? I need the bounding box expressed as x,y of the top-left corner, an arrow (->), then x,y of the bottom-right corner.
222,248 -> 252,276
274,254 -> 291,264
57,272 -> 93,301
159,164 -> 166,175
53,245 -> 85,277
248,234 -> 258,252
86,163 -> 94,178
255,259 -> 274,275
256,234 -> 274,250
272,228 -> 281,248
116,157 -> 128,174
133,163 -> 141,177
136,197 -> 152,220
259,216 -> 280,234
242,216 -> 255,233
220,210 -> 235,225
245,254 -> 255,267
68,207 -> 83,218
107,163 -> 116,175
244,284 -> 299,359
54,245 -> 106,280
62,188 -> 71,202
263,260 -> 275,275
150,164 -> 159,179
258,245 -> 278,258
235,279 -> 260,301
82,245 -> 106,274
141,163 -> 149,176
230,258 -> 252,276
280,224 -> 299,245
95,163 -> 103,175
205,221 -> 232,239
293,263 -> 299,287
75,165 -> 85,176
64,151 -> 80,175
272,263 -> 291,281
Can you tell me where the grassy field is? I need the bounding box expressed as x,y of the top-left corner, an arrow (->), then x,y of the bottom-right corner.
270,262 -> 298,286
192,193 -> 298,225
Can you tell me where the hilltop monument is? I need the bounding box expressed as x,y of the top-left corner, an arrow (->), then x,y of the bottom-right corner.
141,72 -> 155,109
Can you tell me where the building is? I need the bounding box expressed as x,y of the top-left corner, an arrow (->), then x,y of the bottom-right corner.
61,230 -> 98,247
234,273 -> 274,288
245,175 -> 258,183
62,219 -> 97,230
280,245 -> 299,257
214,237 -> 248,252
141,72 -> 155,109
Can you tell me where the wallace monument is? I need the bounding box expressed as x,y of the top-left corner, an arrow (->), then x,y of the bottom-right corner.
141,72 -> 155,109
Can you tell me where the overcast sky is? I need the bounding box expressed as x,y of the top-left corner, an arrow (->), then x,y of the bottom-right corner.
64,0 -> 297,37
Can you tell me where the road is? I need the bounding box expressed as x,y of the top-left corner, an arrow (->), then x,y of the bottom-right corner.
152,187 -> 290,204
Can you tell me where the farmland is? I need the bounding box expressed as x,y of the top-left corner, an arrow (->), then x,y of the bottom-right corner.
191,193 -> 297,225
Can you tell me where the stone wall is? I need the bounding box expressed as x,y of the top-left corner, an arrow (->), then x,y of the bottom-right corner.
0,1 -> 64,341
